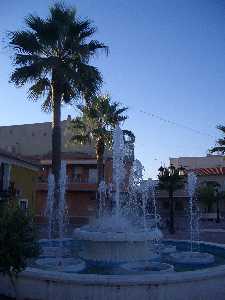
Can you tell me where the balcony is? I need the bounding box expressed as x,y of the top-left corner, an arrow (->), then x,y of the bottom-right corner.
36,175 -> 97,192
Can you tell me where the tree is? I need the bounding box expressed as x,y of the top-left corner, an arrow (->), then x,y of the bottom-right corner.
9,3 -> 108,238
197,184 -> 216,213
197,181 -> 223,222
0,203 -> 39,298
69,95 -> 134,185
158,165 -> 186,234
210,125 -> 225,154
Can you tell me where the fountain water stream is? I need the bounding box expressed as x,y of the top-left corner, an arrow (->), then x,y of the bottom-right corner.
73,125 -> 163,268
170,172 -> 215,266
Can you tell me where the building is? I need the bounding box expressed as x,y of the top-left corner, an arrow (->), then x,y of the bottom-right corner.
0,148 -> 40,209
35,151 -> 113,226
0,116 -> 95,156
157,155 -> 225,219
0,118 -> 134,227
171,155 -> 225,188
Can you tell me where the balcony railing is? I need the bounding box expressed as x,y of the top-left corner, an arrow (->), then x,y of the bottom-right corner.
37,175 -> 97,191
38,175 -> 97,184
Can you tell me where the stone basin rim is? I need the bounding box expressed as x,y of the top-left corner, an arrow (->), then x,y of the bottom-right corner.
11,241 -> 225,286
73,228 -> 162,242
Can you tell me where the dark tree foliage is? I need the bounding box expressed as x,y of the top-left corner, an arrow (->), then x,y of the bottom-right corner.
8,2 -> 108,238
158,166 -> 186,234
70,95 -> 134,185
210,125 -> 225,154
0,204 -> 39,276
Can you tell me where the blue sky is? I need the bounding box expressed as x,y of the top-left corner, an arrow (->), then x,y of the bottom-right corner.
1,0 -> 225,178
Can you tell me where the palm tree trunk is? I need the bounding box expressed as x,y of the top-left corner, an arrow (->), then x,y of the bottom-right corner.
96,139 -> 105,186
51,77 -> 62,239
169,189 -> 175,234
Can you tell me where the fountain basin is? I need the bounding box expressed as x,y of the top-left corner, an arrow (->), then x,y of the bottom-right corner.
161,245 -> 177,255
35,258 -> 86,273
121,261 -> 174,274
170,251 -> 215,266
1,241 -> 225,300
74,227 -> 162,266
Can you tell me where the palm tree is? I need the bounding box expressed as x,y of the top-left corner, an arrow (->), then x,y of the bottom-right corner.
8,3 -> 108,237
197,181 -> 223,222
158,165 -> 186,234
197,184 -> 217,213
210,125 -> 225,154
69,95 -> 134,185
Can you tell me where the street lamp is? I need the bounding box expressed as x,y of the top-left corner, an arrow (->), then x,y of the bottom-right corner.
168,164 -> 175,176
178,166 -> 186,176
158,166 -> 165,177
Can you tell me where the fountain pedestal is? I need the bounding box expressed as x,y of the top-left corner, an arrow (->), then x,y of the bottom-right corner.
74,227 -> 162,266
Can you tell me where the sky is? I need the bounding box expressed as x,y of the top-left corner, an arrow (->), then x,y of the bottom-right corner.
1,0 -> 225,178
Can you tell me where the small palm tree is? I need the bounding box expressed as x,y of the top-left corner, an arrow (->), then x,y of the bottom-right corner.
197,181 -> 223,222
158,165 -> 186,234
70,95 -> 134,185
210,125 -> 225,154
197,182 -> 218,213
8,3 -> 108,237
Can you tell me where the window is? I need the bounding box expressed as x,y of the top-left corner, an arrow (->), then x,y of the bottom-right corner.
89,168 -> 97,183
73,166 -> 83,182
19,199 -> 28,210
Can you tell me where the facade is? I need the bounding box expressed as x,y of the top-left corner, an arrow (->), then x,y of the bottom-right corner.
157,155 -> 225,218
0,118 -> 134,227
0,115 -> 95,156
0,148 -> 40,209
35,152 -> 113,226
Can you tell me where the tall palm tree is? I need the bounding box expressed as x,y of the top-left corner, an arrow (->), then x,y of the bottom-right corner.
8,3 -> 108,237
69,95 -> 134,185
210,125 -> 225,154
158,165 -> 186,234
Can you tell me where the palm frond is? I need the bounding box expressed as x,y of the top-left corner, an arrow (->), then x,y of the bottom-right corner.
10,65 -> 46,86
41,93 -> 52,113
9,31 -> 41,54
9,2 -> 108,115
28,78 -> 51,101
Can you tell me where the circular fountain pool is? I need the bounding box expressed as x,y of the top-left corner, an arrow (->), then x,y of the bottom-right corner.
1,239 -> 225,300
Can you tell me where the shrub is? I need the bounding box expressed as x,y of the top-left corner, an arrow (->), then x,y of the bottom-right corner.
0,203 -> 39,276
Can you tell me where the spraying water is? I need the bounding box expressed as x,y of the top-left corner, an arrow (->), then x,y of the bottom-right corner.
112,125 -> 125,217
187,172 -> 198,252
45,161 -> 68,242
45,172 -> 55,240
58,161 -> 68,241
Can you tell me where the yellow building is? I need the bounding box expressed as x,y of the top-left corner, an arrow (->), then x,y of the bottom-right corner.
0,148 -> 40,210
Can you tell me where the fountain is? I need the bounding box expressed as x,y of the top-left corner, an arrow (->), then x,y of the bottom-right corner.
170,172 -> 215,266
38,161 -> 85,271
2,126 -> 225,300
73,126 -> 164,267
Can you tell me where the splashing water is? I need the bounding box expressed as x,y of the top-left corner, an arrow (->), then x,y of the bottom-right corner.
187,172 -> 199,252
98,181 -> 113,218
45,173 -> 55,240
59,161 -> 69,241
113,125 -> 125,217
45,161 -> 69,243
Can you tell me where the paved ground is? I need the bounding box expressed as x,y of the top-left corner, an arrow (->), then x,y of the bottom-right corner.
163,219 -> 225,244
